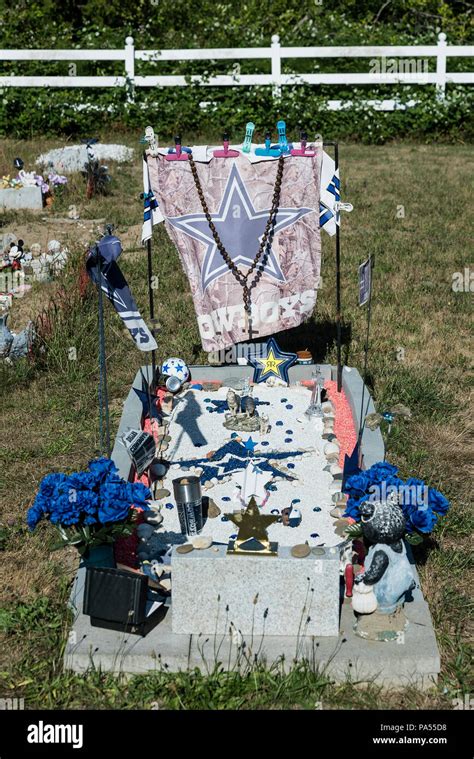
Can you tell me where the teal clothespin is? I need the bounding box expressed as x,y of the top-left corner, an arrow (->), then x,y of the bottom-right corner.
255,131 -> 281,157
276,119 -> 290,154
242,122 -> 255,153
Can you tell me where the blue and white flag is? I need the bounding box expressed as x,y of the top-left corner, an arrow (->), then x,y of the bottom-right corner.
319,151 -> 340,237
86,235 -> 158,352
141,157 -> 163,244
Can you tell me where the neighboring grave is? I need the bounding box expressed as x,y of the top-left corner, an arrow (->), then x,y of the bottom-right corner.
36,144 -> 134,174
0,187 -> 43,211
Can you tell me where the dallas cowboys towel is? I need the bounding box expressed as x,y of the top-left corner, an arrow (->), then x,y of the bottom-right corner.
147,151 -> 322,352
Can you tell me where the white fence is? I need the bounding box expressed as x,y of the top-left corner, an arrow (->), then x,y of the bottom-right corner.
1,33 -> 473,110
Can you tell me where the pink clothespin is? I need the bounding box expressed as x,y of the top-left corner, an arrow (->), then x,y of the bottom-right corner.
165,135 -> 189,161
213,132 -> 240,158
291,130 -> 316,157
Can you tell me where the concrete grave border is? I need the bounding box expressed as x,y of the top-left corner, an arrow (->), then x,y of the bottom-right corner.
64,364 -> 440,687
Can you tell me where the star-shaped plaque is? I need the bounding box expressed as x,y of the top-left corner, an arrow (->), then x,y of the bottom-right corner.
249,336 -> 297,385
225,497 -> 279,556
167,163 -> 313,292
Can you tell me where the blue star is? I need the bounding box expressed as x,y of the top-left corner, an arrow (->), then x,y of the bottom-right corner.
162,362 -> 170,374
248,337 -> 297,385
167,163 -> 314,292
244,436 -> 257,453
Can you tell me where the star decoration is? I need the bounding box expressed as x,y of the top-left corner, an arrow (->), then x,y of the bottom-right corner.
225,497 -> 279,549
244,436 -> 257,453
249,337 -> 297,385
167,163 -> 314,292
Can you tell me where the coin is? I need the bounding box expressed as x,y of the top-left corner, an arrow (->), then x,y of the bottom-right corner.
176,544 -> 194,554
291,544 -> 311,558
312,547 -> 325,556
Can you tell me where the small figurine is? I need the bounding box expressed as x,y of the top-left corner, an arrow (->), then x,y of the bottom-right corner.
259,413 -> 270,435
226,388 -> 241,415
352,495 -> 416,641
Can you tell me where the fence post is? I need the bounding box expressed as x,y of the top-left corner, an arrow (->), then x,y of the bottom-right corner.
125,35 -> 135,102
271,34 -> 282,99
436,32 -> 447,101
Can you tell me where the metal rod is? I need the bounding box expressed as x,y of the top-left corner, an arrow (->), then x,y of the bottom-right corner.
97,251 -> 111,457
334,142 -> 343,392
357,255 -> 374,448
146,236 -> 157,385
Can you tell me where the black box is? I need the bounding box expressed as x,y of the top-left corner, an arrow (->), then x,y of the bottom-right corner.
83,567 -> 165,636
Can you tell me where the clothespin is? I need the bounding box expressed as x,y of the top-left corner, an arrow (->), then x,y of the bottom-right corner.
272,119 -> 292,155
140,126 -> 160,156
165,135 -> 190,161
213,132 -> 240,158
291,129 -> 316,157
242,122 -> 255,153
255,131 -> 281,158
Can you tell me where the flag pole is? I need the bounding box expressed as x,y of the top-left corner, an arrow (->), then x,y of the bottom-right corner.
322,140 -> 343,392
143,151 -> 157,388
357,254 -> 374,450
334,141 -> 343,392
97,247 -> 111,457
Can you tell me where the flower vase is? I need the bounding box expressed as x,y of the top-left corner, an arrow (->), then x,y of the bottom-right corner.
80,544 -> 116,569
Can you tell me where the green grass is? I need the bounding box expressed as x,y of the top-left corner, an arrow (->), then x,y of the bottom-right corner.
0,136 -> 472,709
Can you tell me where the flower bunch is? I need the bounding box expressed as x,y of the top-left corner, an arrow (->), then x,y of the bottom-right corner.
343,461 -> 449,539
27,457 -> 151,551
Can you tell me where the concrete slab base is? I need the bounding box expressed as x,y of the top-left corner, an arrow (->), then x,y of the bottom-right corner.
65,564 -> 440,689
0,186 -> 43,210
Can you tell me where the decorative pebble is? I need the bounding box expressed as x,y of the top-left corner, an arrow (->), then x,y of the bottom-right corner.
276,421 -> 283,426
312,506 -> 321,512
153,488 -> 170,500
291,498 -> 301,504
176,544 -> 194,554
261,441 -> 269,446
190,535 -> 212,550
284,438 -> 293,443
222,496 -> 231,502
136,524 -> 154,540
230,534 -> 237,540
207,500 -> 221,519
271,509 -> 280,514
330,506 -> 345,519
165,502 -> 174,509
231,432 -> 239,438
286,429 -> 293,434
281,398 -> 287,403
310,532 -> 320,538
291,544 -> 311,558
285,404 -> 293,410
204,398 -> 211,402
221,515 -> 229,522
312,547 -> 325,556
287,463 -> 295,469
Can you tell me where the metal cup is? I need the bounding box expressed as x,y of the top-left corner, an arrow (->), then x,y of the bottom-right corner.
172,476 -> 203,536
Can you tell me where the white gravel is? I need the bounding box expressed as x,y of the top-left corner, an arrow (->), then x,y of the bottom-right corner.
148,383 -> 341,554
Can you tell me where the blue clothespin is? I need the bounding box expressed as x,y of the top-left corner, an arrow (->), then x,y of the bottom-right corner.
242,122 -> 255,153
255,131 -> 281,158
271,119 -> 292,155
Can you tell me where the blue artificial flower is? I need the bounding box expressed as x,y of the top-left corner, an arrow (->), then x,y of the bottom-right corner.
343,472 -> 370,496
428,488 -> 450,515
88,457 -> 120,483
366,461 -> 399,484
406,505 -> 437,534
